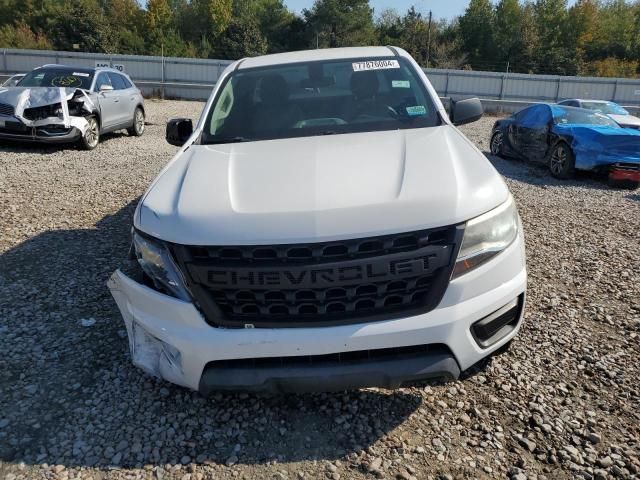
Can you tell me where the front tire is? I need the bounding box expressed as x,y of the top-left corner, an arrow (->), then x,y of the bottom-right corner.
80,116 -> 100,150
490,131 -> 504,157
548,142 -> 575,179
127,107 -> 145,137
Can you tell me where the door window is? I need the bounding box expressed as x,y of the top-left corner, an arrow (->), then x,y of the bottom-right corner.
95,73 -> 112,91
119,75 -> 133,89
518,105 -> 551,128
108,72 -> 127,90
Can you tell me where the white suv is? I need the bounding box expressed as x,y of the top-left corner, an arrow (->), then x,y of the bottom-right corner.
108,47 -> 526,394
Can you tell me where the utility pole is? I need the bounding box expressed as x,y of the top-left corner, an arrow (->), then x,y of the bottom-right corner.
426,10 -> 432,69
161,43 -> 165,99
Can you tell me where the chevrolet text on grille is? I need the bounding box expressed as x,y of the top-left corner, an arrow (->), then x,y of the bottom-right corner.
202,252 -> 448,289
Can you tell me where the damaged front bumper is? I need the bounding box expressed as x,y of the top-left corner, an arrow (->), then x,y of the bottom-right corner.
0,119 -> 83,143
107,232 -> 527,393
0,86 -> 93,144
609,163 -> 640,183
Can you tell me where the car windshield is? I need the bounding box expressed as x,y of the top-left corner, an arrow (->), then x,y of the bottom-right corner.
551,106 -> 620,128
201,57 -> 439,144
581,101 -> 629,115
17,68 -> 94,90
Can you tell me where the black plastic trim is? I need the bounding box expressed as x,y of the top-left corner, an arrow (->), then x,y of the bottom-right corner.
170,225 -> 464,329
386,45 -> 401,57
471,294 -> 524,348
198,344 -> 460,394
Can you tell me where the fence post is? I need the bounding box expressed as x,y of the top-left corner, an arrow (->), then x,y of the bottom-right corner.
499,74 -> 506,100
612,79 -> 618,102
444,71 -> 449,97
555,77 -> 561,102
161,53 -> 165,100
2,49 -> 6,72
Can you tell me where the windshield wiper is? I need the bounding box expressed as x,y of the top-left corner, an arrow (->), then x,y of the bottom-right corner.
207,136 -> 250,145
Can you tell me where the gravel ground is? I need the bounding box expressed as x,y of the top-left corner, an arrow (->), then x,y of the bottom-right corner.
0,100 -> 638,480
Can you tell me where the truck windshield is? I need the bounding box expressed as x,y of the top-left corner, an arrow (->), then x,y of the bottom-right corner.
18,69 -> 94,90
201,57 -> 440,144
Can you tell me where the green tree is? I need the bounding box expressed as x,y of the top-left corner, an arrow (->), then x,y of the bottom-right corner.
0,22 -> 50,49
48,0 -> 113,52
146,0 -> 171,32
494,0 -> 525,69
399,7 -> 433,66
375,8 -> 403,46
304,0 -> 375,48
195,0 -> 233,37
106,0 -> 145,53
533,0 -> 575,74
458,0 -> 496,69
234,0 -> 305,53
216,17 -> 267,58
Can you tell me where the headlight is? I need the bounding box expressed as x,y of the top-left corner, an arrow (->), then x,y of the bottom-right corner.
132,231 -> 191,301
452,196 -> 519,278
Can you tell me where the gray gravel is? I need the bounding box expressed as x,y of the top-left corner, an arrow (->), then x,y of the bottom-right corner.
1,103 -> 639,480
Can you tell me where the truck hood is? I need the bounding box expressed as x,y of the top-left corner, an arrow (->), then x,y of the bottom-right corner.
137,126 -> 509,245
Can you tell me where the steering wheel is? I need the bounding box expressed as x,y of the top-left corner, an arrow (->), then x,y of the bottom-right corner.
386,105 -> 399,118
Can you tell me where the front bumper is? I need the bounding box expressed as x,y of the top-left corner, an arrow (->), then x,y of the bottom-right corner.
0,125 -> 82,144
609,164 -> 640,183
108,234 -> 527,393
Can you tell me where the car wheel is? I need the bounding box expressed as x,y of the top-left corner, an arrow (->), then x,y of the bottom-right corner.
80,116 -> 100,150
490,131 -> 504,157
127,107 -> 145,137
548,142 -> 575,179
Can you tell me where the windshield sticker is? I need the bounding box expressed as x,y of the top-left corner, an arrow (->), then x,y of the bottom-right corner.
352,60 -> 400,72
406,105 -> 427,116
51,76 -> 82,88
392,80 -> 410,88
72,72 -> 90,77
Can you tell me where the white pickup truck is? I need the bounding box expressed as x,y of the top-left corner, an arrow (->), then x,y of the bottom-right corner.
109,46 -> 527,394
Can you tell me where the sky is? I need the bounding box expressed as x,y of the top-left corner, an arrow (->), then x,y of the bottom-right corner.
284,0 -> 470,21
284,0 -> 579,21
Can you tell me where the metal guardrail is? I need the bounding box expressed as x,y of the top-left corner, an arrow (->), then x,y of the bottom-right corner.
1,47 -> 640,110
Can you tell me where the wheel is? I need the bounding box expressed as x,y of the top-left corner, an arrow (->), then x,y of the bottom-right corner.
80,116 -> 100,150
548,142 -> 575,179
127,107 -> 145,137
490,131 -> 504,157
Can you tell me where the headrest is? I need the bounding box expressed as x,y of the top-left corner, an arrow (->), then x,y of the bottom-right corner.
350,71 -> 379,99
259,74 -> 289,106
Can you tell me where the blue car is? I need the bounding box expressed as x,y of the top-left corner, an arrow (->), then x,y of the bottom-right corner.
490,103 -> 640,189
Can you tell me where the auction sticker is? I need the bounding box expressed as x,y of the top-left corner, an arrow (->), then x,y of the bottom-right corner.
392,80 -> 410,88
406,105 -> 427,116
352,60 -> 400,71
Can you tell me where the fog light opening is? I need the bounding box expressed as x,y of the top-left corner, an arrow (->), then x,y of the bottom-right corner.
471,295 -> 523,349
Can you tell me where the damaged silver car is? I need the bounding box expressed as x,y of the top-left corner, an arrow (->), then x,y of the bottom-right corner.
0,65 -> 145,149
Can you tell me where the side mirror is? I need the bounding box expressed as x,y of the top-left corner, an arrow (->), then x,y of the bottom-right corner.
451,97 -> 483,126
99,84 -> 114,92
166,118 -> 193,147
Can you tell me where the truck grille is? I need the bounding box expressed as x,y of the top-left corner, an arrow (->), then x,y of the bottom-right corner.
0,103 -> 15,116
170,225 -> 462,328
